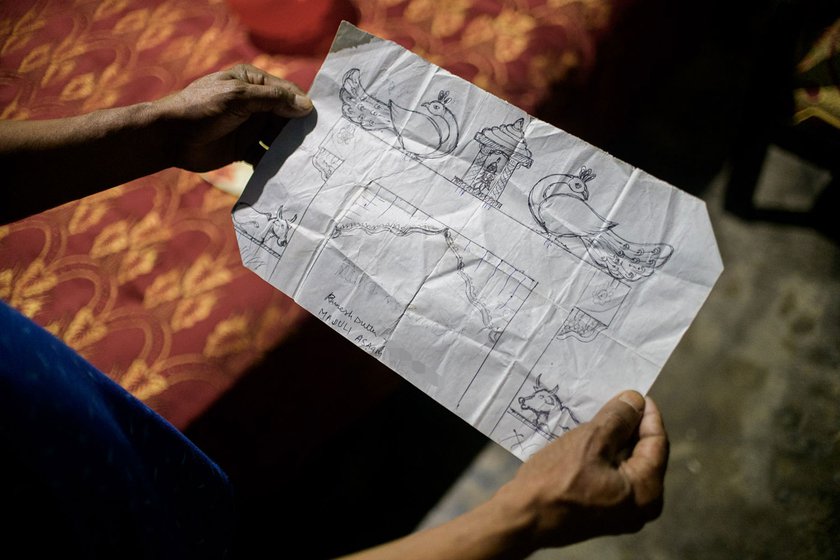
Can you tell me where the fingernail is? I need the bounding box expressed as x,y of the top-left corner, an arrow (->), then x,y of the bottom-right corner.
294,94 -> 313,111
619,391 -> 645,415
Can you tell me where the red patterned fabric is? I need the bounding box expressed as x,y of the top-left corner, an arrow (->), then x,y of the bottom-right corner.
0,0 -> 627,428
0,0 -> 312,428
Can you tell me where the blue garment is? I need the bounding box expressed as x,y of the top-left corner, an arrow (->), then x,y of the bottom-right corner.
0,300 -> 234,558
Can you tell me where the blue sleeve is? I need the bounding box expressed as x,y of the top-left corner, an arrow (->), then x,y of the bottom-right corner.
0,300 -> 235,558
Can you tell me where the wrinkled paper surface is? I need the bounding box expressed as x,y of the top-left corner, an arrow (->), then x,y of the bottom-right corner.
234,22 -> 723,460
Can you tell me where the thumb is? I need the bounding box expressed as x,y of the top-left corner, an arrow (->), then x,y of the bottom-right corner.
590,390 -> 645,459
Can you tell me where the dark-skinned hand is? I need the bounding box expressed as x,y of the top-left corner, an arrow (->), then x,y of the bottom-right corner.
494,390 -> 669,549
154,63 -> 313,171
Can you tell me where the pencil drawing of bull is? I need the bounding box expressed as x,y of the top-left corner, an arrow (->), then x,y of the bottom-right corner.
233,202 -> 298,249
518,374 -> 580,434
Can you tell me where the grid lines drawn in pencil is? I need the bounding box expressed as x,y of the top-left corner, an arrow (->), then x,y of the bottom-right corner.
327,184 -> 536,357
233,127 -> 353,279
233,29 -> 723,462
238,72 -> 680,449
486,268 -> 630,456
333,72 -> 677,285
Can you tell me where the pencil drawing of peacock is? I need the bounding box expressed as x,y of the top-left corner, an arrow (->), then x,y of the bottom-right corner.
528,167 -> 674,282
339,68 -> 459,159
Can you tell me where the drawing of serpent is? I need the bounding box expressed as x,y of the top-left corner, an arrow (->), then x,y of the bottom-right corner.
332,221 -> 503,342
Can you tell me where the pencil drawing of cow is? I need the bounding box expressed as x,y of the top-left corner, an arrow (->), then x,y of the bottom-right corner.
233,202 -> 297,248
518,374 -> 580,433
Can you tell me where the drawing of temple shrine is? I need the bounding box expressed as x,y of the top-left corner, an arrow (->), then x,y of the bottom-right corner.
453,118 -> 533,208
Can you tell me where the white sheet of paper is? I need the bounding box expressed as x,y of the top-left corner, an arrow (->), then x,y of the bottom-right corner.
233,22 -> 723,460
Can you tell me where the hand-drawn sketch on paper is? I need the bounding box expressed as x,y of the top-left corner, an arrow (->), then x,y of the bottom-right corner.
507,373 -> 581,440
326,184 -> 536,355
312,147 -> 344,181
340,68 -> 460,160
528,167 -> 675,282
233,22 -> 723,461
501,428 -> 543,457
233,201 -> 297,269
487,265 -> 628,447
453,118 -> 533,208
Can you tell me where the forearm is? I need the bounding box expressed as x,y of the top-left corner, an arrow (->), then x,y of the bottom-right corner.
0,102 -> 173,224
0,65 -> 313,225
336,494 -> 538,560
340,392 -> 668,559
